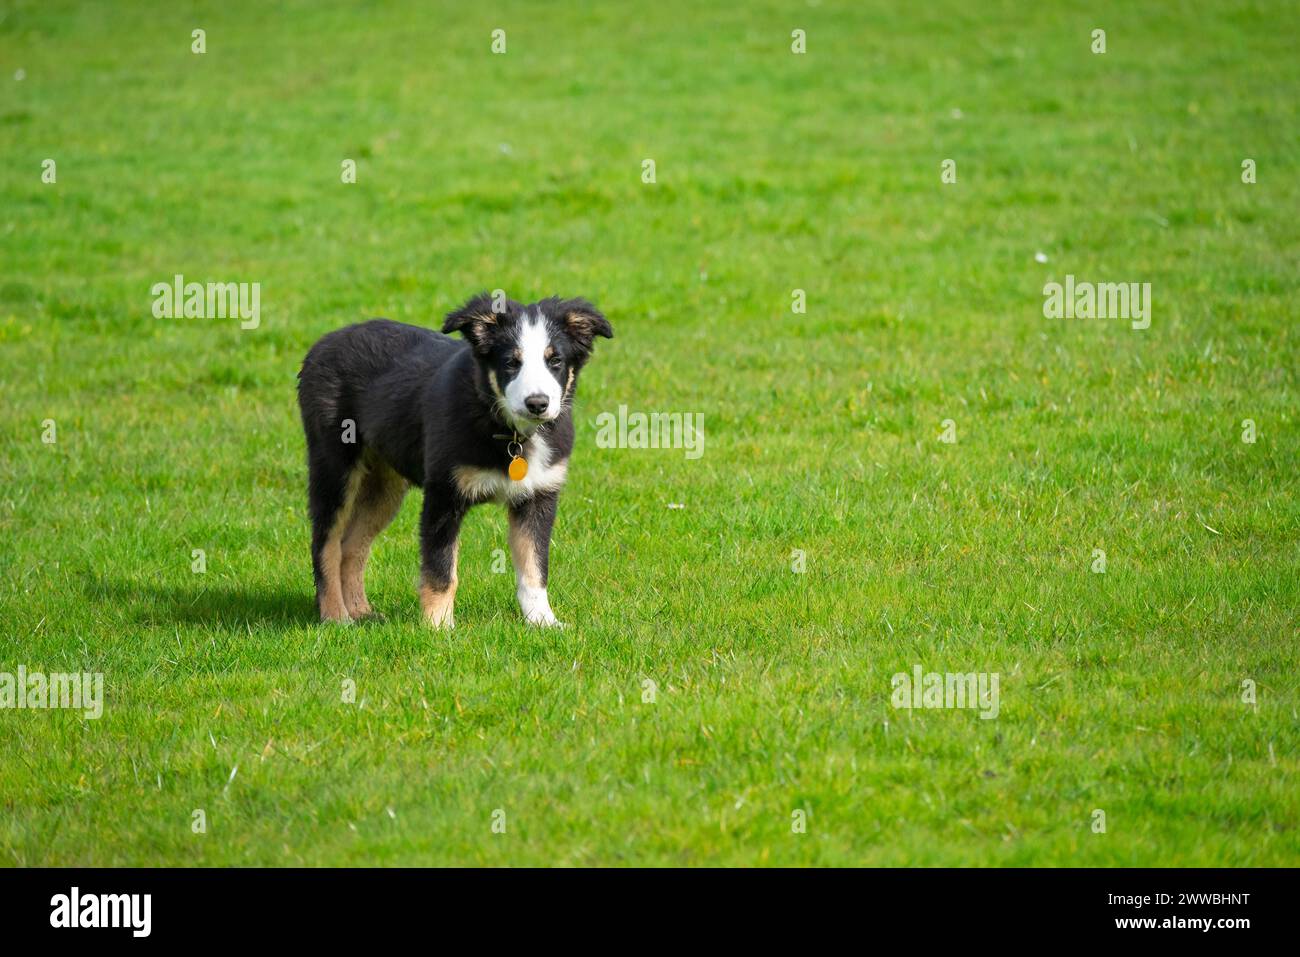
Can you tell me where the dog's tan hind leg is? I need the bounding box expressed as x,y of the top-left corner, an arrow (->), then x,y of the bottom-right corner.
312,468 -> 358,624
339,462 -> 408,620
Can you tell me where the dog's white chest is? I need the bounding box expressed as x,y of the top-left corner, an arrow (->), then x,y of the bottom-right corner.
453,435 -> 569,504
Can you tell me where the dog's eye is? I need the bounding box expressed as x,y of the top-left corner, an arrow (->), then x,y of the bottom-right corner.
547,355 -> 564,370
503,357 -> 521,372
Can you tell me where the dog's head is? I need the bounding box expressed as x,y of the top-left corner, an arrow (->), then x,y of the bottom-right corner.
443,292 -> 613,431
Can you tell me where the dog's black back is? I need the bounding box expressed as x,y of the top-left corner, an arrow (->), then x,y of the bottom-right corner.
300,319 -> 541,486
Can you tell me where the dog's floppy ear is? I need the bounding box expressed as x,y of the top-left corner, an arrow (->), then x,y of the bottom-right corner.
443,292 -> 501,355
558,298 -> 613,349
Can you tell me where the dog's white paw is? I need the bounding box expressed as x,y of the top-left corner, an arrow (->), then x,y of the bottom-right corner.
523,606 -> 563,628
519,588 -> 562,627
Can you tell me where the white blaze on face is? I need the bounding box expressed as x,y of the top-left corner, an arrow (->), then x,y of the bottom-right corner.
504,315 -> 562,422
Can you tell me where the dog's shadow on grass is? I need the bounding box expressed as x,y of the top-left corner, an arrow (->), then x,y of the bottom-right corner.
85,577 -> 316,630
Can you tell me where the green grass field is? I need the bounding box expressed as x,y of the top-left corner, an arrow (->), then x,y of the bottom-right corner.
1,0 -> 1297,866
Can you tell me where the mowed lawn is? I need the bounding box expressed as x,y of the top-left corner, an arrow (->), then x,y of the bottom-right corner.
1,0 -> 1297,866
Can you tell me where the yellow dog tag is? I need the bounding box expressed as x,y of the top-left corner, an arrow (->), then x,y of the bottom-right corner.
509,456 -> 528,481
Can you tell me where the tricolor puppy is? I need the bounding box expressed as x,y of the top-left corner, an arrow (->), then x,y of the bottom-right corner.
296,293 -> 613,628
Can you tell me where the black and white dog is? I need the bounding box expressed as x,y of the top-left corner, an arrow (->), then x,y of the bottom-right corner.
296,293 -> 612,628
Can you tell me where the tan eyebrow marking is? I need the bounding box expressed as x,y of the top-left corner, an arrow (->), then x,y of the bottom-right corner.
544,346 -> 555,359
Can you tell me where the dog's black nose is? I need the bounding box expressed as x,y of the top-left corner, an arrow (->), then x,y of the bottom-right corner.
524,394 -> 550,415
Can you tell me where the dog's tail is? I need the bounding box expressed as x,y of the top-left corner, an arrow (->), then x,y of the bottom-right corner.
297,334 -> 353,449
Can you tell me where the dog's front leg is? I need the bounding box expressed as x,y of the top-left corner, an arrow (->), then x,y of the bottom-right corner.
508,491 -> 561,627
419,483 -> 466,629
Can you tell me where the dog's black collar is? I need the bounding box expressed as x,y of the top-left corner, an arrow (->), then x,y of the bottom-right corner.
493,423 -> 546,469
492,423 -> 545,444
